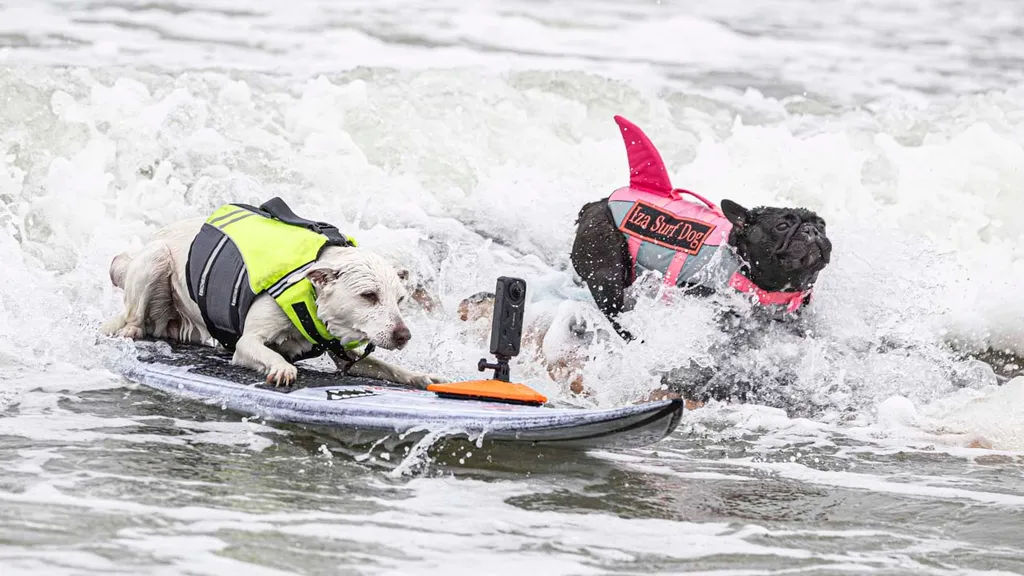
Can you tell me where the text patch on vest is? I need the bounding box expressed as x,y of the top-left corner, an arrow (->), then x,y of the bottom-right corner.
618,200 -> 716,255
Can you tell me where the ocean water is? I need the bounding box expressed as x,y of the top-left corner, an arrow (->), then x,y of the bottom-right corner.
2,0 -> 1024,574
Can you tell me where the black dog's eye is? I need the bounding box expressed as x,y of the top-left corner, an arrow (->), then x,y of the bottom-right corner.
361,292 -> 380,304
774,222 -> 791,232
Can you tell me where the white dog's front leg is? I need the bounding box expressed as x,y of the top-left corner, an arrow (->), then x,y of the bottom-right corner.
234,334 -> 298,386
335,353 -> 448,389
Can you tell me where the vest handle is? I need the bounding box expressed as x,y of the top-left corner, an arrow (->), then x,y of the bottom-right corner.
671,188 -> 717,210
258,197 -> 355,248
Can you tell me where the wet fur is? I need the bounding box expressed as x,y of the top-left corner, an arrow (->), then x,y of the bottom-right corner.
101,216 -> 446,388
569,199 -> 637,340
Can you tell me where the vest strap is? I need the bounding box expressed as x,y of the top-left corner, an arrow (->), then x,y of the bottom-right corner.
289,301 -> 332,345
728,272 -> 810,313
328,341 -> 377,375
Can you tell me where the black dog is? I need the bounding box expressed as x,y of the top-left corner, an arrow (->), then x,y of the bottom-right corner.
570,116 -> 833,343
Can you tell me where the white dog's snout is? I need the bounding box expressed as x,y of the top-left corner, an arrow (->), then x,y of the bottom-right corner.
392,320 -> 411,348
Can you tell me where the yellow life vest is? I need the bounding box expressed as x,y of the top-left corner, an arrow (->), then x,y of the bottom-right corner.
185,198 -> 366,357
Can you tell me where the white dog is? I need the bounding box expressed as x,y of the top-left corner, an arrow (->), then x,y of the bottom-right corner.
102,205 -> 447,388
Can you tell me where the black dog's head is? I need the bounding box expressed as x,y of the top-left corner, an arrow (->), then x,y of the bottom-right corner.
720,200 -> 832,292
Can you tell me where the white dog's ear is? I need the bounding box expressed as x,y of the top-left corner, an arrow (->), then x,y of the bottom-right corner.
307,267 -> 341,289
396,268 -> 411,282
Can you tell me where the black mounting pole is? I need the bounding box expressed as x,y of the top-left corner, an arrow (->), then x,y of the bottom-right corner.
477,354 -> 512,382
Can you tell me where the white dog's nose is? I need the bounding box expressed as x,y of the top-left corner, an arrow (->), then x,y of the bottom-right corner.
393,324 -> 411,348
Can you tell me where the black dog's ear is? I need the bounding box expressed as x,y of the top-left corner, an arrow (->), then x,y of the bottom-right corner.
720,199 -> 751,230
307,267 -> 341,289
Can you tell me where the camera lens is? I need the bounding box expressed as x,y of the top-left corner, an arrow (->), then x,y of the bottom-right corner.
507,281 -> 524,303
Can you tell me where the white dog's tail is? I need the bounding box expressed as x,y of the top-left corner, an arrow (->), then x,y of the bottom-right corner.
109,252 -> 132,289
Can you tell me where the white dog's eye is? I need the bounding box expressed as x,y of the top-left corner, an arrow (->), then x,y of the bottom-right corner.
398,296 -> 406,305
361,292 -> 380,305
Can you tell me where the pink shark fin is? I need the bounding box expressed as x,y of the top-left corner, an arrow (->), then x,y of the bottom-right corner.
614,115 -> 674,197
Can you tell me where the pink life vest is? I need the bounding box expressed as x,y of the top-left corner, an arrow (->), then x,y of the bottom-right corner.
607,115 -> 810,314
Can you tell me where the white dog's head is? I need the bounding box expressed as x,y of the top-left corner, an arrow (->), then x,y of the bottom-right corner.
306,247 -> 413,350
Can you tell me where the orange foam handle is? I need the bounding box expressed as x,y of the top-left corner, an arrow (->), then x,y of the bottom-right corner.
427,380 -> 548,404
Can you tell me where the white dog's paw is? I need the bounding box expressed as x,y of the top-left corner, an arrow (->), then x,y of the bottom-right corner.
265,362 -> 298,387
115,324 -> 144,340
100,315 -> 126,336
568,312 -> 589,335
406,372 -> 449,389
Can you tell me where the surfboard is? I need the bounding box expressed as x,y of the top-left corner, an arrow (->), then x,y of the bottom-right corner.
121,341 -> 684,451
